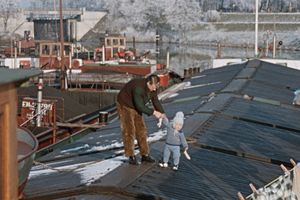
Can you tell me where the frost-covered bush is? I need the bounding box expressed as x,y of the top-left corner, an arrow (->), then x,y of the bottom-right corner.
204,10 -> 220,22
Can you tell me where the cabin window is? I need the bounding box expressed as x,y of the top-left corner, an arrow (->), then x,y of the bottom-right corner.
64,45 -> 71,56
106,39 -> 111,47
42,45 -> 50,55
120,39 -> 125,46
113,48 -> 119,55
113,39 -> 119,46
52,45 -> 60,56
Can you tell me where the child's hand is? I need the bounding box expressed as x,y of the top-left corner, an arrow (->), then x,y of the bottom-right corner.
183,149 -> 191,160
157,118 -> 163,128
153,110 -> 163,119
161,113 -> 167,119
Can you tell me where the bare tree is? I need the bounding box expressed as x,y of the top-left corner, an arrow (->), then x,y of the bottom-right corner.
220,0 -> 225,11
0,0 -> 19,33
200,0 -> 218,12
266,0 -> 272,11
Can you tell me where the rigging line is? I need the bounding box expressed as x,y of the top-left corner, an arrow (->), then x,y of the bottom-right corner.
33,160 -> 95,173
19,107 -> 50,127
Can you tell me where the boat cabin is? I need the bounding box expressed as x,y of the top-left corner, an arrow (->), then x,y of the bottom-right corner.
96,33 -> 126,61
0,40 -> 80,69
38,41 -> 74,69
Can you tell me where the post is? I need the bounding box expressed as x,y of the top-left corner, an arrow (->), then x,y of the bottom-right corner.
0,85 -> 18,200
265,39 -> 269,57
14,41 -> 17,69
52,103 -> 57,144
272,35 -> 276,58
99,111 -> 108,125
132,36 -> 136,57
155,30 -> 160,62
10,38 -> 13,59
102,45 -> 105,62
166,48 -> 170,69
36,77 -> 43,127
75,21 -> 78,59
217,42 -> 221,58
237,192 -> 245,200
290,159 -> 297,167
255,0 -> 259,57
18,41 -> 21,54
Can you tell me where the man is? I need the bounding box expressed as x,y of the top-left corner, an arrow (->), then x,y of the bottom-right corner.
117,74 -> 164,165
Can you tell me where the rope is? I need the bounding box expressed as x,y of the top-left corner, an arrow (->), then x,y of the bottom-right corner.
20,107 -> 49,127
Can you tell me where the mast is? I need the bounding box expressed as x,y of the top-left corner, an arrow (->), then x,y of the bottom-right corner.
255,0 -> 259,57
59,0 -> 66,90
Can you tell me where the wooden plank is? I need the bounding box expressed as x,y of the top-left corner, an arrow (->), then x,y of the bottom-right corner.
0,84 -> 18,200
56,122 -> 105,129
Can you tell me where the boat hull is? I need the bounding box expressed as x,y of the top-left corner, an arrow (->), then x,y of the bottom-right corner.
81,62 -> 156,76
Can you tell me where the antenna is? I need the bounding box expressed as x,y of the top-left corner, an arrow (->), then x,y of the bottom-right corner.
254,0 -> 259,57
59,0 -> 66,90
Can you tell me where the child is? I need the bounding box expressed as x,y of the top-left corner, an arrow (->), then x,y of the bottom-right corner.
159,111 -> 188,171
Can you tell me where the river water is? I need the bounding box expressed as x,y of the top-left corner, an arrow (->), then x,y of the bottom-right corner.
131,42 -> 300,76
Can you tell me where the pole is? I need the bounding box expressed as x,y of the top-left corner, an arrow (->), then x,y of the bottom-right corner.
59,0 -> 66,90
14,41 -> 17,69
0,87 -> 18,200
255,0 -> 259,57
217,42 -> 221,58
166,49 -> 170,69
155,30 -> 160,62
102,45 -> 105,62
272,35 -> 276,58
132,36 -> 136,57
265,38 -> 269,57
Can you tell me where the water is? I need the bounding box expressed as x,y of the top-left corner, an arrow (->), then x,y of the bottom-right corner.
130,42 -> 300,76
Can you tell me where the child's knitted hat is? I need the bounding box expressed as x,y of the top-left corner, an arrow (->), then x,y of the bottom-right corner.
173,112 -> 184,125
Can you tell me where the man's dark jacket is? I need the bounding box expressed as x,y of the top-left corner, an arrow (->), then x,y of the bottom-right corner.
117,78 -> 164,116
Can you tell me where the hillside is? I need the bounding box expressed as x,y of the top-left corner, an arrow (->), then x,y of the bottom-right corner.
81,12 -> 300,49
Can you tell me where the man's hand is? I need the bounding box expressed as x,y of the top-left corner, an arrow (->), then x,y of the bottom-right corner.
161,113 -> 167,119
153,110 -> 162,119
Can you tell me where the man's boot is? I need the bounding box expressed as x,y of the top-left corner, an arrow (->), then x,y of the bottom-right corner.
129,155 -> 139,165
141,155 -> 156,163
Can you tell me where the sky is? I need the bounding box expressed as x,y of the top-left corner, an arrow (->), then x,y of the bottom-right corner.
20,1 -> 30,7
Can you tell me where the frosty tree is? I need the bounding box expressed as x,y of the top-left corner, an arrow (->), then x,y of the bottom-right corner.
0,0 -> 20,33
165,0 -> 202,43
103,0 -> 202,42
